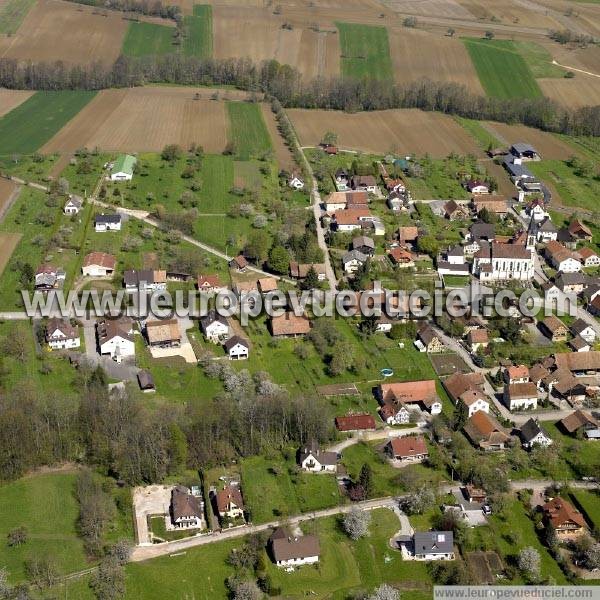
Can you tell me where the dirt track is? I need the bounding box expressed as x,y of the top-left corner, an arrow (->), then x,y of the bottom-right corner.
42,87 -> 231,154
289,108 -> 481,157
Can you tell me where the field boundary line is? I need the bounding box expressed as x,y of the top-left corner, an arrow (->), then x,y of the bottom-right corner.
551,60 -> 600,79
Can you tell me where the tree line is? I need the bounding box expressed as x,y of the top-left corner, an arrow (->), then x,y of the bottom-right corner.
1,54 -> 599,137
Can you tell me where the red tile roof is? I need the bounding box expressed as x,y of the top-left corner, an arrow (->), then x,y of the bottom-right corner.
335,414 -> 376,432
389,435 -> 428,458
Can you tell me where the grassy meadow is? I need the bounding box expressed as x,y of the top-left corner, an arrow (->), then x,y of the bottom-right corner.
336,23 -> 393,80
183,5 -> 213,58
0,91 -> 96,155
122,22 -> 176,57
226,102 -> 273,160
0,0 -> 35,34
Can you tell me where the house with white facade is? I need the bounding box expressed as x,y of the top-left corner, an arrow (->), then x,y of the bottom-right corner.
45,318 -> 80,350
63,196 -> 82,215
578,247 -> 600,268
95,214 -> 122,232
545,241 -> 582,273
570,318 -> 596,344
504,382 -> 538,411
110,154 -> 137,181
519,418 -> 553,450
288,172 -> 305,190
458,389 -> 490,417
200,310 -> 230,343
533,218 -> 558,244
123,269 -> 167,293
269,529 -> 320,567
223,335 -> 249,360
298,441 -> 337,472
170,486 -> 205,530
342,249 -> 367,274
215,485 -> 245,521
410,532 -> 455,561
81,252 -> 116,278
97,318 -> 135,363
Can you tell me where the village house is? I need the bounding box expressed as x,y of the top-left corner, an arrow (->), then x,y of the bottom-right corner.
519,418 -> 553,450
505,364 -> 530,385
410,532 -> 455,561
466,179 -> 489,194
544,241 -> 582,273
444,200 -> 469,221
533,217 -> 558,244
568,219 -> 593,242
110,154 -> 137,181
510,143 -> 540,161
124,269 -> 167,293
233,280 -> 258,297
471,195 -> 508,218
298,440 -> 337,473
35,264 -> 65,290
287,172 -> 304,190
464,222 -> 495,255
540,315 -> 569,342
81,252 -> 116,278
95,213 -> 122,232
388,247 -> 415,268
554,351 -> 600,376
324,190 -> 369,212
342,249 -> 367,274
458,389 -> 490,418
541,281 -> 562,306
145,319 -> 181,348
352,236 -> 375,257
223,335 -> 250,360
378,380 -> 443,416
555,271 -> 586,295
526,199 -> 548,222
197,274 -> 226,293
331,209 -> 373,232
335,414 -> 376,432
215,485 -> 245,521
257,277 -> 278,294
464,484 -> 487,504
467,328 -> 489,353
63,195 -> 82,215
387,435 -> 428,462
504,382 -> 539,411
415,325 -> 445,353
379,401 -> 411,425
443,372 -> 486,405
271,313 -> 311,338
542,497 -> 587,538
570,318 -> 596,344
334,168 -> 349,191
588,295 -> 600,317
97,318 -> 135,362
351,175 -> 379,194
553,374 -> 589,404
229,255 -> 248,272
473,242 -> 534,282
45,318 -> 80,350
200,310 -> 229,343
289,262 -> 327,281
570,335 -> 591,353
269,529 -> 320,568
529,363 -> 550,391
463,411 -> 510,451
387,191 -> 406,211
398,226 -> 419,249
170,485 -> 205,530
559,409 -> 599,437
578,247 -> 600,268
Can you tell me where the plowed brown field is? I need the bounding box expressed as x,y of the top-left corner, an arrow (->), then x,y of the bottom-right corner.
0,89 -> 34,117
0,0 -> 128,66
260,104 -> 295,171
289,108 -> 481,157
538,76 -> 600,109
42,87 -> 231,154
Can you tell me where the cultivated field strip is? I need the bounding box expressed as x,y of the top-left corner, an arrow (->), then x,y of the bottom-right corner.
0,89 -> 34,118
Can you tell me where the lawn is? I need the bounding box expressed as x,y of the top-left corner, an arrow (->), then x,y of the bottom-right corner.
0,91 -> 96,155
511,41 -> 566,79
570,490 -> 600,532
462,38 -> 542,100
405,157 -> 472,200
336,23 -> 393,80
0,472 -> 88,582
0,0 -> 35,34
240,454 -> 341,523
226,102 -> 273,161
454,116 -> 501,150
0,153 -> 60,184
122,22 -> 176,57
528,159 -> 600,212
183,5 -> 213,58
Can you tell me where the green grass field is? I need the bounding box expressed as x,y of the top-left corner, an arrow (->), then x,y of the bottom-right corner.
454,116 -> 502,150
511,41 -> 567,79
183,5 -> 213,58
336,23 -> 393,80
462,38 -> 542,99
0,91 -> 96,155
0,0 -> 35,34
121,22 -> 175,57
240,454 -> 341,523
0,472 -> 88,582
528,160 -> 600,212
226,102 -> 273,160
570,490 -> 600,531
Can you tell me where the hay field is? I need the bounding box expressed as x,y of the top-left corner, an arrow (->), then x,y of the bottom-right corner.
457,0 -> 563,29
0,89 -> 34,117
0,0 -> 128,66
482,122 -> 576,159
389,28 -> 483,92
538,76 -> 600,109
288,108 -> 481,157
42,87 -> 231,154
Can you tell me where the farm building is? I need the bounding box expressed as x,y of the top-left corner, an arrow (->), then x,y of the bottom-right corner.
81,252 -> 116,277
110,154 -> 137,181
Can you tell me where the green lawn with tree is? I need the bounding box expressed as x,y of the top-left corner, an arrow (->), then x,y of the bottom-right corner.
336,23 -> 393,80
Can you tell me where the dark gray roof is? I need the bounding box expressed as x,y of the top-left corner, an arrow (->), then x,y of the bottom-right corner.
200,309 -> 228,329
342,250 -> 367,264
537,218 -> 557,233
570,318 -> 593,336
413,531 -> 454,555
470,222 -> 495,241
352,236 -> 375,250
95,213 -> 121,224
570,335 -> 590,351
503,159 -> 533,178
557,228 -> 575,243
223,335 -> 249,351
137,370 -> 155,390
511,143 -> 538,155
124,269 -> 155,286
298,440 -> 338,466
447,245 -> 464,257
438,261 -> 470,274
519,418 -> 549,443
556,271 -> 586,286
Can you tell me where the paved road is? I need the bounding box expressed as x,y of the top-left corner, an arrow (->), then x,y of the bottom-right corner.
130,496 -> 400,562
